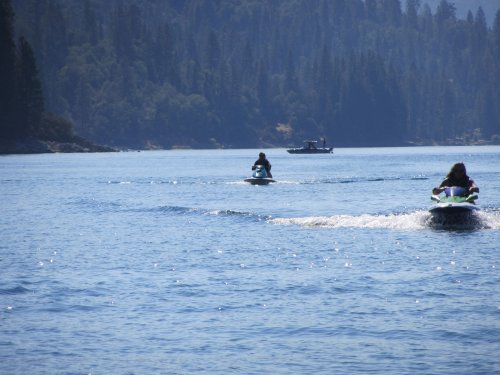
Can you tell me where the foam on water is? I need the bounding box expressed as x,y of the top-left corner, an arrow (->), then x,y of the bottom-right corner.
476,210 -> 500,229
270,211 -> 429,229
270,210 -> 500,230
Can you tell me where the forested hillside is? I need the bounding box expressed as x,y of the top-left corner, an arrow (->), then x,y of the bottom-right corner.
425,0 -> 499,26
1,0 -> 84,152
10,0 -> 500,148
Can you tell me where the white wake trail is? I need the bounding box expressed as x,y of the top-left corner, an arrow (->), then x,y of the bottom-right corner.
270,210 -> 500,230
270,211 -> 431,230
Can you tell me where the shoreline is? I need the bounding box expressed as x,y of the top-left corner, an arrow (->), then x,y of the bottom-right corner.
1,138 -> 498,155
0,138 -> 116,155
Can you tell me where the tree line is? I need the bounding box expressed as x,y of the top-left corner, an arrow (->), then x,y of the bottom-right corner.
7,0 -> 500,148
0,0 -> 79,146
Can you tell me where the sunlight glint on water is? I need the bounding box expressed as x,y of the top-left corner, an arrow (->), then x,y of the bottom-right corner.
0,146 -> 499,374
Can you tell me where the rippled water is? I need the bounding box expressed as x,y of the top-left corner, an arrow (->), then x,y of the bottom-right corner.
1,146 -> 499,374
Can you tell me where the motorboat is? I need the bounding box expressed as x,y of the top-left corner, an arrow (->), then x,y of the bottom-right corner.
286,140 -> 333,154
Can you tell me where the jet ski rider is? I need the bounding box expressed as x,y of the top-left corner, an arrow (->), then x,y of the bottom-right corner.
432,162 -> 479,196
252,152 -> 272,178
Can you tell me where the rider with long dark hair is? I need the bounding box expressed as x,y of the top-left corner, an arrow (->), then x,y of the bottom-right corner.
432,162 -> 479,196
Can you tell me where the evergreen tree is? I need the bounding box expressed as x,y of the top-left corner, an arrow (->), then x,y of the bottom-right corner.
381,0 -> 402,26
404,0 -> 420,29
83,0 -> 99,44
0,0 -> 18,139
256,59 -> 269,113
473,7 -> 488,54
283,49 -> 299,94
493,10 -> 500,61
435,0 -> 456,24
17,36 -> 44,138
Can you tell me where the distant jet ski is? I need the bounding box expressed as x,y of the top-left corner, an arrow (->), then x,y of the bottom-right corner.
244,165 -> 276,185
430,186 -> 478,221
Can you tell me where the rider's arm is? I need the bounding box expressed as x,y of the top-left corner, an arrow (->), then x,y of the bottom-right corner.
432,179 -> 448,195
432,187 -> 444,195
469,180 -> 479,194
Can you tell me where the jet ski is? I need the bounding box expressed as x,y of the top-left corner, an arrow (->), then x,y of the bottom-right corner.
244,165 -> 276,185
430,186 -> 478,222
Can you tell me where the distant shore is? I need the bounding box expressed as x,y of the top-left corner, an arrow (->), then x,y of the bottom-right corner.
404,137 -> 500,147
1,137 -> 498,155
0,138 -> 116,155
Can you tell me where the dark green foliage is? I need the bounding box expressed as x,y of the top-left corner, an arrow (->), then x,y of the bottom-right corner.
0,0 -> 18,139
17,37 -> 44,138
38,112 -> 74,142
8,0 -> 500,148
0,0 -> 45,140
0,0 -> 75,143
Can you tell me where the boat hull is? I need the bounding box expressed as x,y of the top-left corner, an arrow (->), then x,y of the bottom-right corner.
244,177 -> 275,185
287,148 -> 333,154
429,202 -> 478,222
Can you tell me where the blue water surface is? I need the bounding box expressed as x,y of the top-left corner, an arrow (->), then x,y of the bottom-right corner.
1,146 -> 499,374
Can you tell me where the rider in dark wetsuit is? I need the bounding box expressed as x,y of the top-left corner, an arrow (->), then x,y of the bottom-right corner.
252,152 -> 272,178
432,162 -> 479,196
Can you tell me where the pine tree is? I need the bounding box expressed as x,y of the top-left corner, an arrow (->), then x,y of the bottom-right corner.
17,37 -> 44,138
404,0 -> 420,29
493,10 -> 500,61
435,0 -> 456,22
473,7 -> 488,54
0,0 -> 18,139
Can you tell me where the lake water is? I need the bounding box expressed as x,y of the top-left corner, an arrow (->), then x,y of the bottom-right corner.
1,146 -> 499,374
